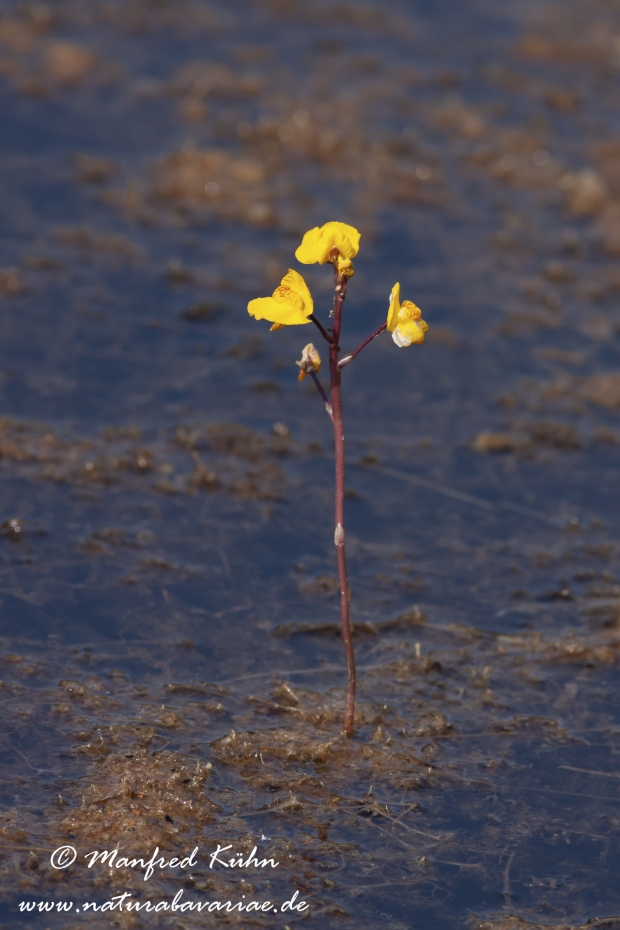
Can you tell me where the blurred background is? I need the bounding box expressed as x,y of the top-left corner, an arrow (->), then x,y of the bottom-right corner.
2,0 -> 620,927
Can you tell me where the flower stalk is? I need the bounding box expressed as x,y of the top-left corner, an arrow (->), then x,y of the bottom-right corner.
309,313 -> 334,346
327,247 -> 356,736
309,372 -> 333,419
338,322 -> 388,369
247,221 -> 428,737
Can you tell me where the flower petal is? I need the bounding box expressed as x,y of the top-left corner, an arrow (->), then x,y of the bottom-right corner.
400,299 -> 422,321
324,221 -> 361,259
386,282 -> 401,332
295,222 -> 361,264
248,297 -> 309,326
392,318 -> 426,347
248,269 -> 313,326
280,269 -> 313,315
391,326 -> 410,348
295,227 -> 323,264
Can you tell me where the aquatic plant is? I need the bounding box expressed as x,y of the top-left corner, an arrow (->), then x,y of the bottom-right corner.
249,222 -> 428,735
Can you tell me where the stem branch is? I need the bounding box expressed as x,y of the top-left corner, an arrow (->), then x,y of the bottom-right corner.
310,371 -> 333,420
309,313 -> 335,346
338,323 -> 387,369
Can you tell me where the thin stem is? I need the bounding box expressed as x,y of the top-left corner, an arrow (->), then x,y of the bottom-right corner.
338,322 -> 387,369
328,247 -> 356,737
310,371 -> 333,420
309,313 -> 335,346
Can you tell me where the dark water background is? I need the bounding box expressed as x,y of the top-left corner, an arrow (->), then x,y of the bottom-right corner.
2,0 -> 620,927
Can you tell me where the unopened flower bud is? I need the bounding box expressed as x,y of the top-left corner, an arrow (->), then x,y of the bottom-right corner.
296,343 -> 321,382
336,256 -> 354,277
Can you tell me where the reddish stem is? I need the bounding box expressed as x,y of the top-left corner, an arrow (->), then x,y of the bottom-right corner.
309,371 -> 333,419
328,247 -> 356,737
338,322 -> 388,369
309,313 -> 334,346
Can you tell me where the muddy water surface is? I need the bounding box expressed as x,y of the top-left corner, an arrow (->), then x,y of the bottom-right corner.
1,0 -> 620,927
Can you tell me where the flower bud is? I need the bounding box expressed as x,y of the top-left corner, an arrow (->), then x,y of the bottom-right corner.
296,343 -> 321,381
337,256 -> 355,277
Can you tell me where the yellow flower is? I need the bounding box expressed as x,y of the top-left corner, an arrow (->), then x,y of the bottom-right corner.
386,282 -> 428,347
296,343 -> 321,381
247,269 -> 313,331
295,221 -> 361,268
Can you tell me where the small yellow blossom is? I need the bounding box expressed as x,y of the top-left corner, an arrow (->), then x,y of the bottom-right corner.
247,269 -> 313,330
295,221 -> 361,268
296,343 -> 321,381
386,282 -> 428,347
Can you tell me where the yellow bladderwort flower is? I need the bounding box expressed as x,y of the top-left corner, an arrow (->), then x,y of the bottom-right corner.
247,269 -> 313,331
296,343 -> 321,381
387,282 -> 428,347
295,221 -> 360,276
